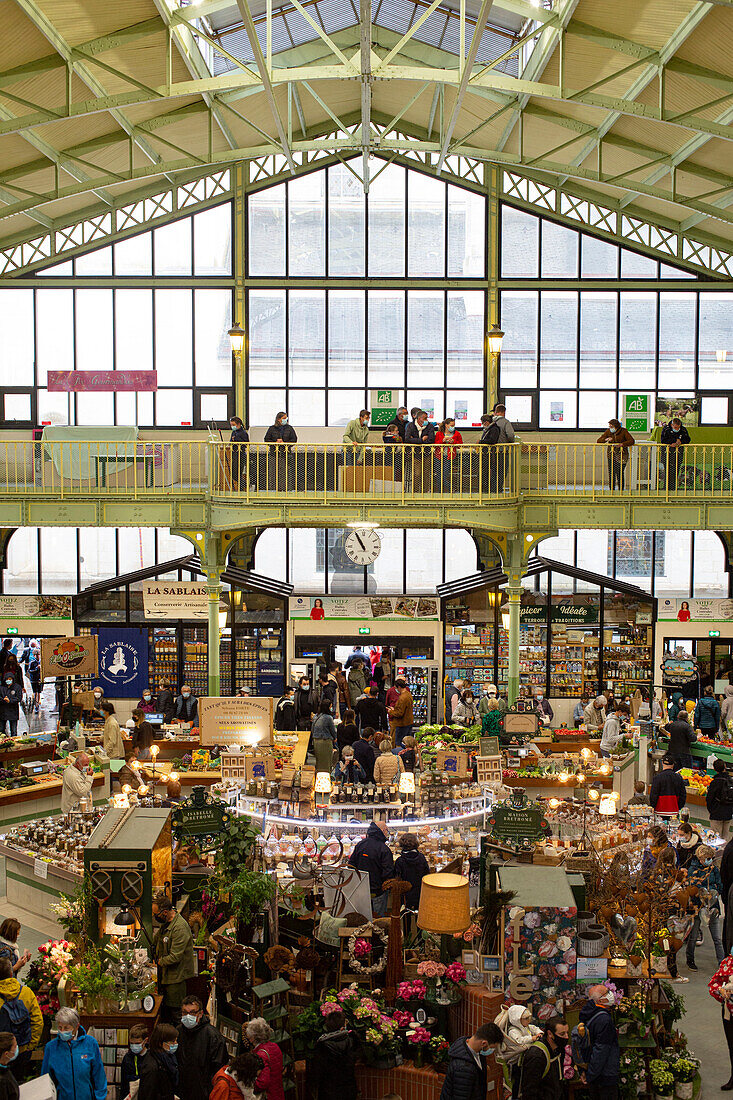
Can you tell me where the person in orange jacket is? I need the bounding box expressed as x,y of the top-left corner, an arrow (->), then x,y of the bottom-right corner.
210,1052 -> 260,1100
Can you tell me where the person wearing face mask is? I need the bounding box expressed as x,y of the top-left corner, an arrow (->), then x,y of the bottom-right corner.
176,995 -> 228,1100
440,1022 -> 503,1100
264,412 -> 297,491
452,689 -> 479,727
120,1024 -> 149,1100
0,1033 -> 19,1100
131,709 -> 155,760
404,407 -> 436,491
596,419 -> 635,491
152,893 -> 195,1023
533,689 -> 553,727
0,958 -> 42,1081
294,677 -> 317,732
686,844 -> 724,969
138,1023 -> 180,1100
173,685 -> 198,725
137,688 -> 156,714
0,674 -> 21,738
519,1019 -> 568,1100
434,418 -> 464,492
386,407 -> 409,443
660,416 -> 691,491
60,752 -> 94,814
42,1007 -> 106,1100
342,409 -> 371,465
578,987 -> 620,1100
228,415 -> 250,491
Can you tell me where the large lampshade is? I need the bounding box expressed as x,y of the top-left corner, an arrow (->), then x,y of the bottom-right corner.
417,873 -> 470,934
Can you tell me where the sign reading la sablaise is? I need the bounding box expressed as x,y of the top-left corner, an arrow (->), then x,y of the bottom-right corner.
143,581 -> 209,620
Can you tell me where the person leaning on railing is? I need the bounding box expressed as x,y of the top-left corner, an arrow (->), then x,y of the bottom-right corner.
264,411 -> 298,490
596,418 -> 634,490
434,418 -> 463,492
342,410 -> 370,465
228,416 -> 249,490
404,408 -> 435,490
660,416 -> 691,491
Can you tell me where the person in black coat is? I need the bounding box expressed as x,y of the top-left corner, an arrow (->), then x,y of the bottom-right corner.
348,820 -> 394,916
0,676 -> 22,737
385,408 -> 408,442
663,711 -> 696,768
649,757 -> 687,816
264,412 -> 297,490
228,416 -> 249,490
0,1034 -> 19,1100
138,1024 -> 179,1100
131,709 -> 155,760
157,680 -> 175,723
440,1024 -> 503,1100
519,1021 -> 568,1100
580,987 -> 620,1095
404,408 -> 436,490
708,759 -> 733,839
352,726 -> 376,781
177,996 -> 228,1100
312,1012 -> 356,1100
120,1024 -> 149,1100
394,833 -> 429,910
317,673 -> 337,715
356,687 -> 389,734
294,678 -> 317,731
659,417 -> 691,491
274,688 -> 297,732
174,687 -> 198,724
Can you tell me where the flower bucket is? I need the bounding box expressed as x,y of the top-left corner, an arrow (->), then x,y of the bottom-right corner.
626,961 -> 644,977
655,1093 -> 673,1100
652,955 -> 669,975
675,1083 -> 694,1099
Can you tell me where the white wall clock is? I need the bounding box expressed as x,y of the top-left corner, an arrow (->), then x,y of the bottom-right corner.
344,528 -> 382,565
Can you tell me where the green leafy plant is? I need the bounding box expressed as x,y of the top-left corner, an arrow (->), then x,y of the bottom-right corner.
229,869 -> 276,924
671,1058 -> 698,1083
650,1061 -> 675,1096
215,814 -> 260,881
659,982 -> 685,1028
50,877 -> 92,939
69,948 -> 116,1008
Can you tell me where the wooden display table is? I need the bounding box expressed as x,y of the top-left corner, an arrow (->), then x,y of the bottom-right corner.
0,772 -> 107,827
0,742 -> 55,764
78,995 -> 162,1032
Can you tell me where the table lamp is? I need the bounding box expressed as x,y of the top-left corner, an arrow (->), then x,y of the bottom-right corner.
417,873 -> 470,934
399,771 -> 415,796
314,772 -> 331,808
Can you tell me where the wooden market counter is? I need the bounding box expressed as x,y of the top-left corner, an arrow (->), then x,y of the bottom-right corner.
0,771 -> 108,827
0,842 -> 82,925
0,742 -> 56,764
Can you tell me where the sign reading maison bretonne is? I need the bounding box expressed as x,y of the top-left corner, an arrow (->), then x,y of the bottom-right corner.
143,582 -> 208,620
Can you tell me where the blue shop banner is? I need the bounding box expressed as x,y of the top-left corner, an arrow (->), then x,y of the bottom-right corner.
93,628 -> 149,699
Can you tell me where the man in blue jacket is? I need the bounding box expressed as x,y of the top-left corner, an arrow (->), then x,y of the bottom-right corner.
348,820 -> 394,917
579,986 -> 620,1100
42,1006 -> 107,1100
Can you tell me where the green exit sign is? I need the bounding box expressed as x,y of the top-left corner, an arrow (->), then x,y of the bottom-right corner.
358,626 -> 370,635
5,628 -> 18,635
710,630 -> 721,637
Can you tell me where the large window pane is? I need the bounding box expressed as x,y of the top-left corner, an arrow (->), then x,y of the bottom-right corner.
254,528 -> 287,582
249,290 -> 285,386
289,529 -> 323,590
540,292 -> 577,388
406,529 -> 443,591
155,290 -> 192,385
248,183 -> 285,276
194,204 -> 232,274
76,392 -> 114,424
368,163 -> 405,276
447,291 -> 484,387
75,245 -> 112,276
408,173 -> 445,276
194,289 -> 232,385
328,164 -> 365,276
37,390 -> 70,426
619,292 -> 656,390
445,530 -> 478,581
407,292 -> 444,389
37,289 -> 73,384
328,291 -> 365,385
79,528 -> 116,588
541,221 -> 578,277
580,292 -> 616,389
406,389 -> 444,422
447,185 -> 484,276
116,290 -> 153,373
368,291 -> 404,387
501,207 -> 539,277
579,390 -> 616,428
328,390 -> 367,427
447,391 -> 483,427
289,290 -> 325,385
289,389 -> 325,426
0,290 -> 34,385
699,293 -> 733,388
621,248 -> 656,278
76,289 -> 113,372
114,231 -> 152,276
154,218 -> 192,275
539,390 -> 577,428
4,529 -> 38,593
118,527 -> 155,574
40,527 -> 77,592
371,529 -> 404,593
249,389 -> 286,426
654,530 -> 691,597
659,292 -> 695,389
693,532 -> 727,596
581,234 -> 618,278
500,291 -> 537,387
156,388 -> 192,426
288,172 -> 325,275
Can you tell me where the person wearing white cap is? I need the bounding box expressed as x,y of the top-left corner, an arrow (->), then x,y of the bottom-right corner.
479,683 -> 507,718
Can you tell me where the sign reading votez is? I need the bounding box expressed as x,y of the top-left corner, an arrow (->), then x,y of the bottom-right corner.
143,582 -> 209,620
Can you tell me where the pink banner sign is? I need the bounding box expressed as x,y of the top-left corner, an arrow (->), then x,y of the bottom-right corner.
47,371 -> 158,392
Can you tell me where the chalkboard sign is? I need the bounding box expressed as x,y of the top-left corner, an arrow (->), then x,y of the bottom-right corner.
479,736 -> 500,757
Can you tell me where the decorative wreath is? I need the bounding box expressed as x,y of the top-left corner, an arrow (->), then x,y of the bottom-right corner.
347,923 -> 389,974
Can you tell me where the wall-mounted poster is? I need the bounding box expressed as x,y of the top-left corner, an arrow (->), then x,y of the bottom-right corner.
93,628 -> 149,699
143,582 -> 208,620
198,695 -> 274,747
41,636 -> 98,679
659,597 -> 733,622
654,396 -> 699,428
550,402 -> 564,423
289,595 -> 439,620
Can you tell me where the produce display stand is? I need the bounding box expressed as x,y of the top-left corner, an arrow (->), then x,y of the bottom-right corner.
0,740 -> 56,765
0,770 -> 108,827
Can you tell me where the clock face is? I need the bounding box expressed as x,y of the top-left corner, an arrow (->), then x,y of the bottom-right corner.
344,528 -> 382,565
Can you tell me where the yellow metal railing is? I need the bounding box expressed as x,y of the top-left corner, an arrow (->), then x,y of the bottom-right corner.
0,438 -> 731,503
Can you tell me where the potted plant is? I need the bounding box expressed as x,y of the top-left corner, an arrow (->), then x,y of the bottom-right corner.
650,1061 -> 675,1100
671,1057 -> 698,1099
430,1036 -> 450,1072
651,929 -> 671,976
69,949 -> 117,1014
406,1026 -> 432,1068
227,869 -> 276,940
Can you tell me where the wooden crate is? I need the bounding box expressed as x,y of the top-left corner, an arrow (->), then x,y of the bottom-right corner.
476,755 -> 503,785
220,752 -> 247,781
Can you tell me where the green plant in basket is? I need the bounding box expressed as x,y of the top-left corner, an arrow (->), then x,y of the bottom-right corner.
650,1061 -> 675,1097
228,869 -> 276,924
69,948 -> 116,1010
671,1058 -> 698,1084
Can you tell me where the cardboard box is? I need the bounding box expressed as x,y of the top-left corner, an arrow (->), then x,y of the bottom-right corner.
436,749 -> 469,777
245,752 -> 276,782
